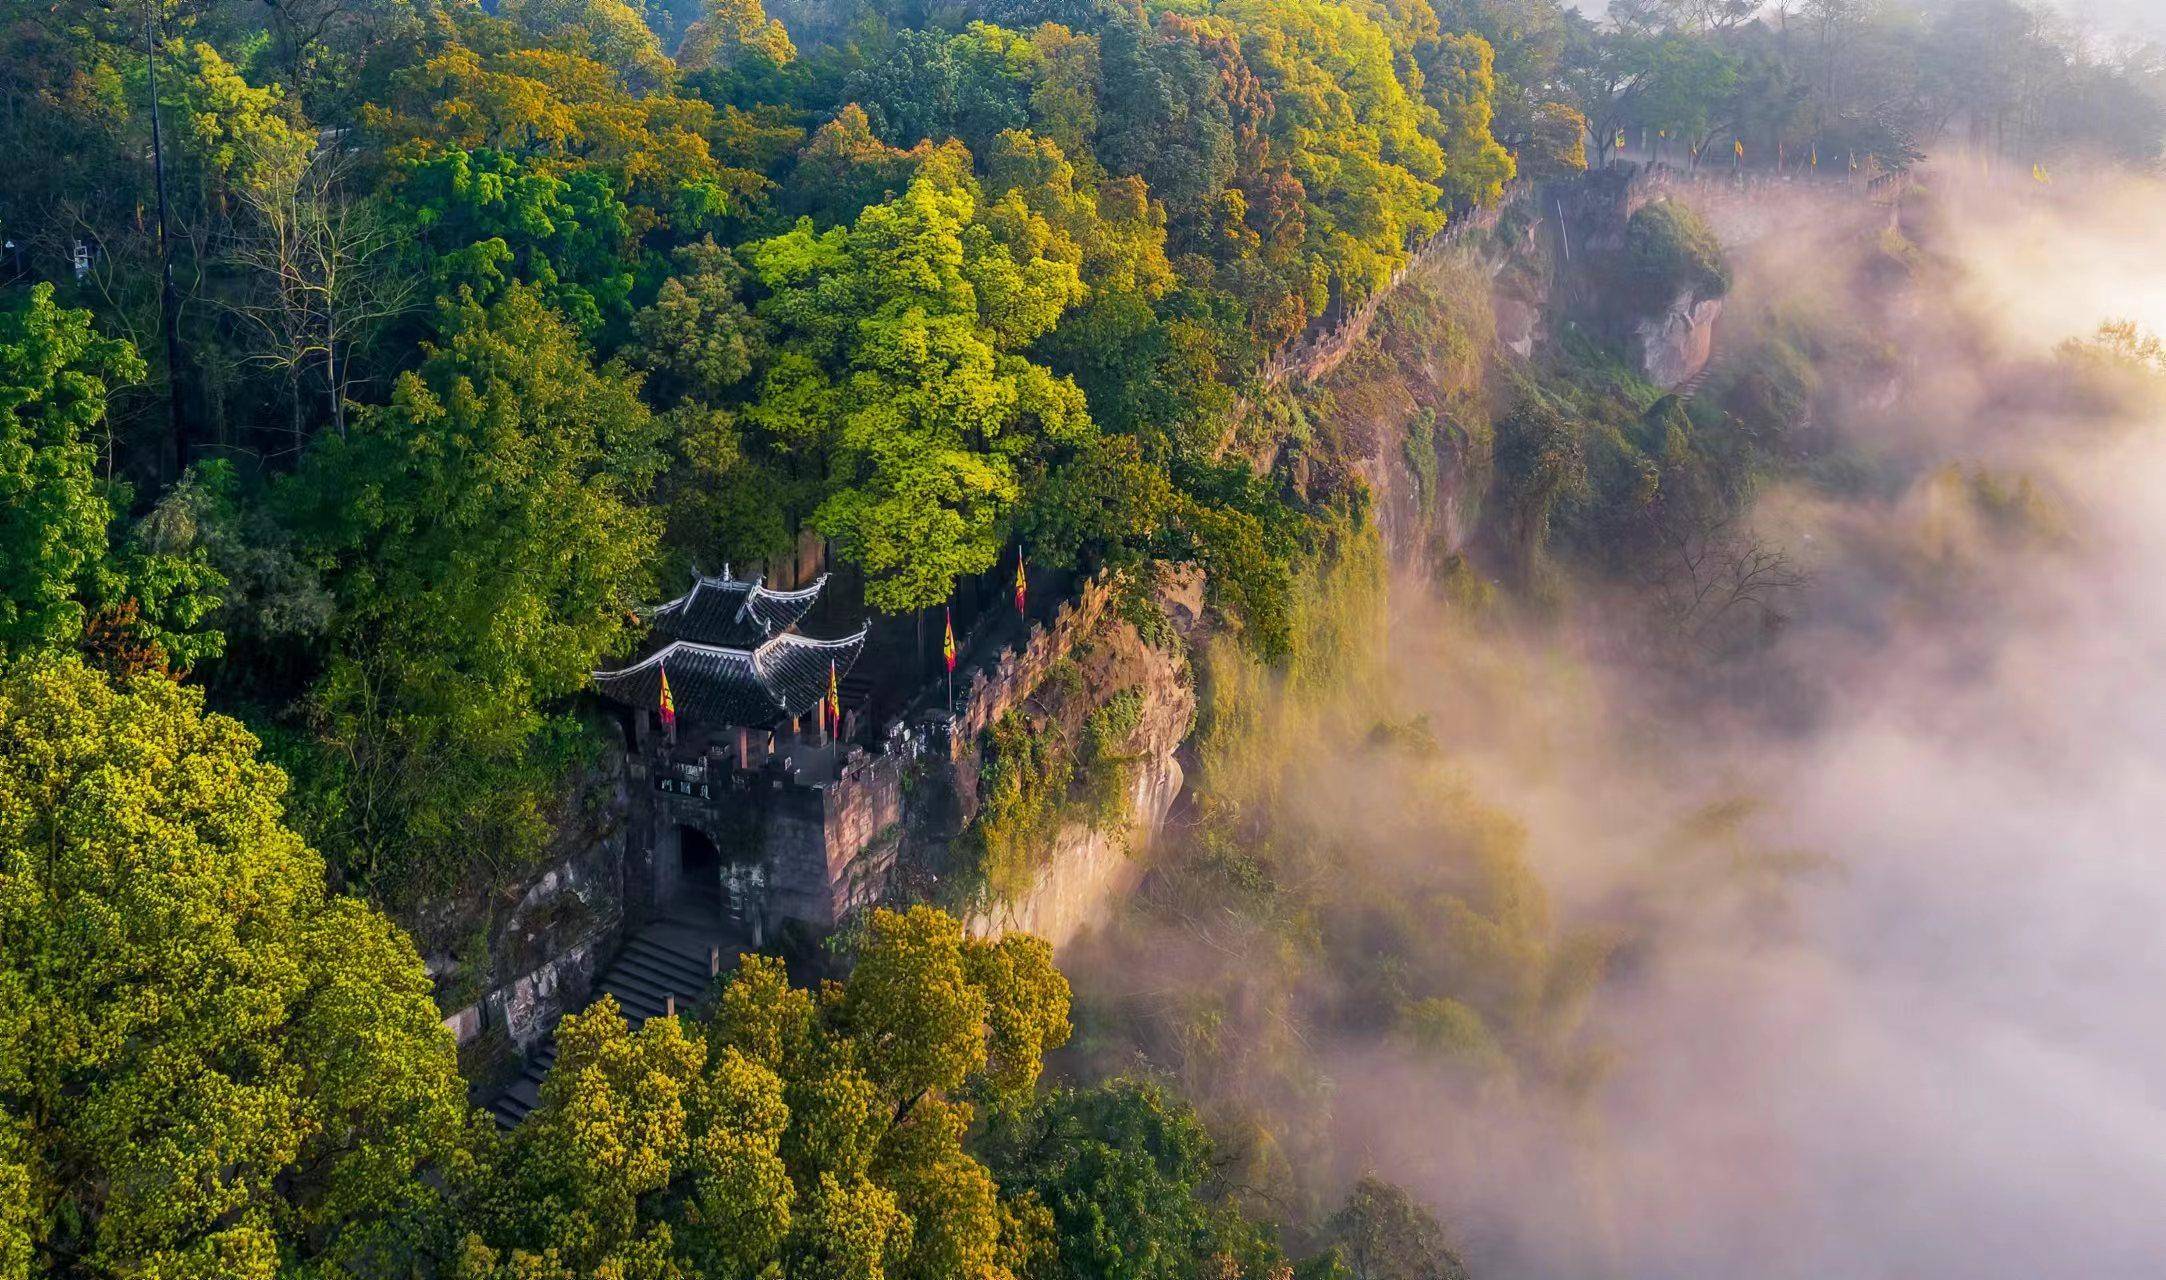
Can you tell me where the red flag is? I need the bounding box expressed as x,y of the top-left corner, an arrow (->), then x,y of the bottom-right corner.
657,667 -> 676,730
827,658 -> 842,734
943,607 -> 956,673
1014,552 -> 1027,616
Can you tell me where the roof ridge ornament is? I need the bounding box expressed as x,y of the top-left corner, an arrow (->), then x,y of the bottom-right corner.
736,574 -> 762,628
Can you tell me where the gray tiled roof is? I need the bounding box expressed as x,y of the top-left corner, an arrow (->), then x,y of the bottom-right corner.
648,571 -> 826,649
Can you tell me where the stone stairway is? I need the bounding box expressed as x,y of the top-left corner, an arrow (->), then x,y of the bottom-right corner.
1675,360 -> 1718,400
488,918 -> 734,1128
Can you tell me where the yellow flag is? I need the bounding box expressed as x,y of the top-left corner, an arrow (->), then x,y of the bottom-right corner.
1734,139 -> 1745,160
2033,163 -> 2051,185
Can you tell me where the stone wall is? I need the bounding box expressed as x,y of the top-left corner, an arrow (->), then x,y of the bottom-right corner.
436,837 -> 626,1052
1630,163 -> 1905,251
763,747 -> 909,928
945,574 -> 1121,749
445,934 -> 611,1053
429,755 -> 630,1054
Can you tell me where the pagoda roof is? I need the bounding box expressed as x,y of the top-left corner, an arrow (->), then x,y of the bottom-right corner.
593,627 -> 867,728
648,570 -> 827,649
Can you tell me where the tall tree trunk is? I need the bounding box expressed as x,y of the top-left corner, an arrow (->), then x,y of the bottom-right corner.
145,2 -> 192,482
326,340 -> 346,438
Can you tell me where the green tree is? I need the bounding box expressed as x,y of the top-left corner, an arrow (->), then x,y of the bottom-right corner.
631,237 -> 764,404
744,165 -> 1092,612
1421,33 -> 1517,207
982,1077 -> 1280,1280
469,908 -> 1069,1280
844,24 -> 1039,154
501,0 -> 678,92
1432,0 -> 1570,149
678,0 -> 799,76
0,656 -> 473,1279
1214,0 -> 1447,300
0,286 -> 221,671
1519,101 -> 1589,179
388,148 -> 642,339
362,12 -> 741,228
0,285 -> 143,657
283,284 -> 663,893
1093,8 -> 1237,226
782,105 -> 943,227
1319,1177 -> 1469,1280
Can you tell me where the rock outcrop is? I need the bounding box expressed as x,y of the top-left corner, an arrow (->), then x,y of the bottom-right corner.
961,573 -> 1199,949
1637,288 -> 1724,388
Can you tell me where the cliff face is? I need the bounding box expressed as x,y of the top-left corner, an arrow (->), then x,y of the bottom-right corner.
425,752 -> 633,1070
966,589 -> 1195,947
983,239 -> 1530,941
940,571 -> 1195,952
1313,226 -> 1534,574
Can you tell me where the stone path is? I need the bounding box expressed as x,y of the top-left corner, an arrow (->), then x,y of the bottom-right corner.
1675,360 -> 1718,399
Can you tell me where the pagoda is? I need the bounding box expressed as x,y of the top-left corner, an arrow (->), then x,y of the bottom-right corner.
595,569 -> 867,753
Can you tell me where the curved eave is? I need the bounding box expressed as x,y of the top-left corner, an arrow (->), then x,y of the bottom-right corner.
593,623 -> 867,726
750,626 -> 869,718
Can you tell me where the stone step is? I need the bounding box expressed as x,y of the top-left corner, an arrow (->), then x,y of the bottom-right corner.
491,1075 -> 542,1126
626,932 -> 719,976
610,948 -> 712,1001
598,971 -> 675,1022
637,931 -> 730,977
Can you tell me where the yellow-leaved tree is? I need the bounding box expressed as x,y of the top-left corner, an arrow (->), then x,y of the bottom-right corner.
0,657 -> 476,1279
464,907 -> 1070,1280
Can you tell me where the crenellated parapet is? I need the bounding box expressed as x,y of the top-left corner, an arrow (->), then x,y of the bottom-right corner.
939,573 -> 1121,751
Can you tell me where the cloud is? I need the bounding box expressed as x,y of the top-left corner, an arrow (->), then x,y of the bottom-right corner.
1448,167 -> 2166,1279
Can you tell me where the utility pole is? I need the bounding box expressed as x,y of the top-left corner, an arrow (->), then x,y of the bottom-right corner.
144,0 -> 191,479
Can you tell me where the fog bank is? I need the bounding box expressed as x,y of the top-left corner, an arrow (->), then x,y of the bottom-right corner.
1414,168 -> 2166,1277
